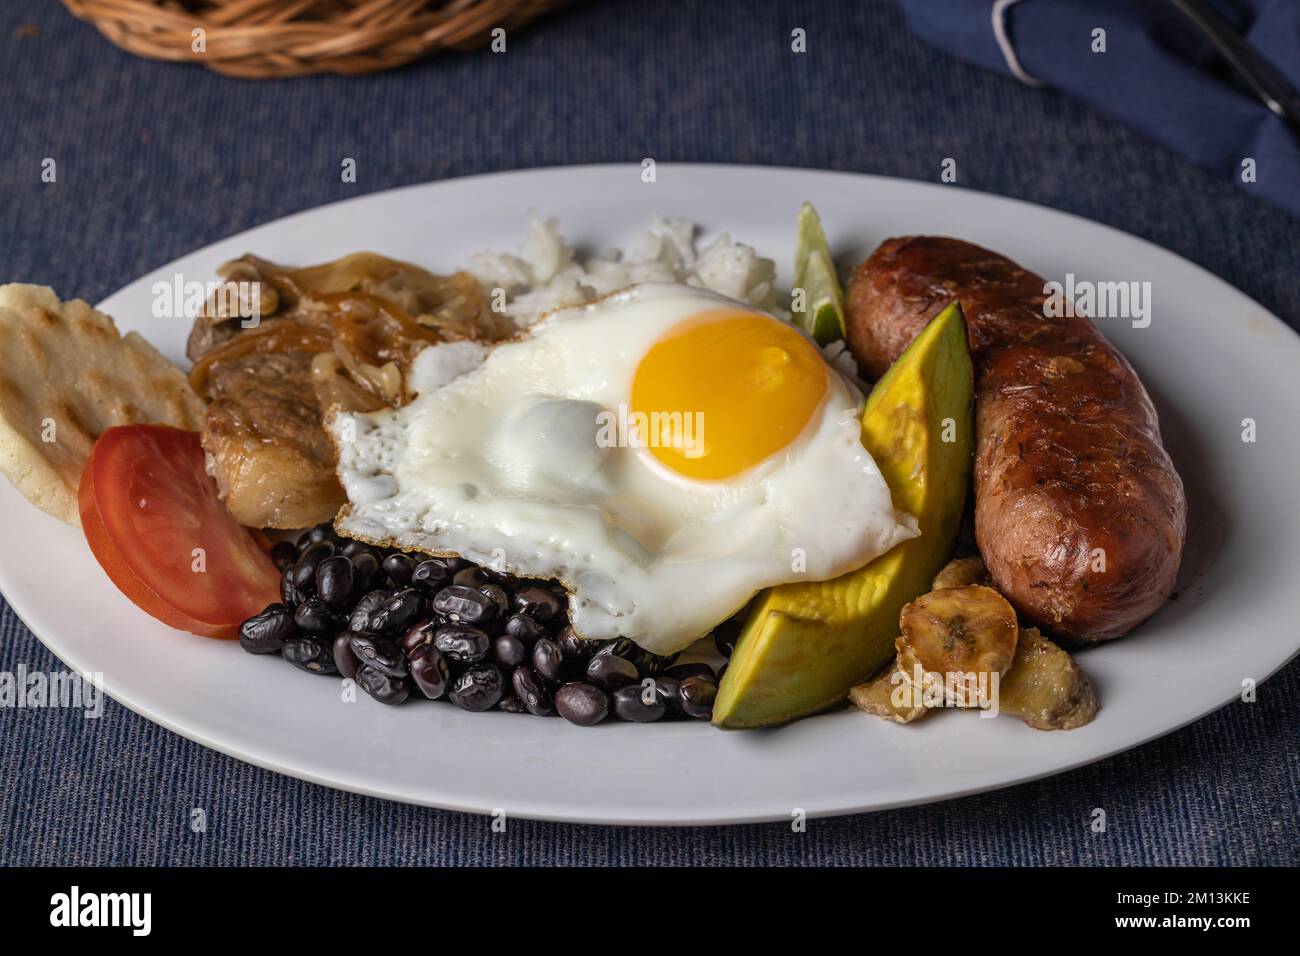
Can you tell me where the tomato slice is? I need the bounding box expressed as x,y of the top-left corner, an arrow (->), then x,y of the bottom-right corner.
78,425 -> 281,639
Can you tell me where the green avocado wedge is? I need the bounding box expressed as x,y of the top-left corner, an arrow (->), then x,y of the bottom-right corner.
712,303 -> 974,729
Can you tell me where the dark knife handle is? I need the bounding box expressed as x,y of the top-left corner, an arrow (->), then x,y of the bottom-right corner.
1167,0 -> 1300,136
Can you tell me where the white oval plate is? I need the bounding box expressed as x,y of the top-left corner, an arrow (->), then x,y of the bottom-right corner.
3,165 -> 1297,825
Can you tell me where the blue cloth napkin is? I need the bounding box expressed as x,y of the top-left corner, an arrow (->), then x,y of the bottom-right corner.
898,0 -> 1300,218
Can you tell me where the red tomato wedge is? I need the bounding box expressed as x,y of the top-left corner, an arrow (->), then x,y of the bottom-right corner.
78,425 -> 281,638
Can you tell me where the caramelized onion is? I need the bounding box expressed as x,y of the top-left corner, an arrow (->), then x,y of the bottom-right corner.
196,252 -> 499,408
310,352 -> 386,415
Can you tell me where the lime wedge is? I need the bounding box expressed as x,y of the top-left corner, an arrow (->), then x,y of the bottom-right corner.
793,202 -> 846,346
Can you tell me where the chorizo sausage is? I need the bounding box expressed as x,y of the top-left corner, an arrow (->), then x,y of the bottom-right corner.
846,236 -> 1185,642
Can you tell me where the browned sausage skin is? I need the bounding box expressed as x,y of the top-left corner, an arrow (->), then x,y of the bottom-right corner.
846,237 -> 1186,643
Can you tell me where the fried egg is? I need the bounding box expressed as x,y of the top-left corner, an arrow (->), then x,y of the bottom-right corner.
331,283 -> 915,655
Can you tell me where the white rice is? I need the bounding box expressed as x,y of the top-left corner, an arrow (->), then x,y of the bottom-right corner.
465,213 -> 860,383
467,214 -> 784,328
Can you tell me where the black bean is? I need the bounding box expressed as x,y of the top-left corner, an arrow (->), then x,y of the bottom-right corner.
432,585 -> 497,626
270,540 -> 298,571
292,540 -> 334,591
408,645 -> 451,700
493,634 -> 528,669
650,675 -> 682,714
382,553 -> 417,587
678,675 -> 718,720
497,695 -> 528,714
293,597 -> 344,635
640,648 -> 680,677
717,663 -> 728,681
435,555 -> 471,574
531,637 -> 564,684
348,633 -> 408,678
554,683 -> 608,726
590,639 -> 636,669
594,638 -> 675,677
665,662 -> 716,683
351,551 -> 381,596
332,632 -> 362,681
512,584 -> 565,622
478,583 -> 510,620
338,539 -> 367,558
713,618 -> 742,659
480,567 -> 521,587
283,637 -> 338,674
356,665 -> 410,705
449,665 -> 504,712
612,683 -> 667,722
586,652 -> 639,692
556,626 -> 601,669
371,588 -> 424,634
400,619 -> 437,656
297,522 -> 334,549
315,555 -> 355,608
503,613 -> 544,645
280,567 -> 302,608
348,589 -> 389,633
453,566 -> 492,588
433,623 -> 491,664
411,560 -> 449,592
239,603 -> 295,654
511,667 -> 554,716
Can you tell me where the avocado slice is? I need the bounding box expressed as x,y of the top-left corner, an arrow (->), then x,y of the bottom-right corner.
712,303 -> 974,728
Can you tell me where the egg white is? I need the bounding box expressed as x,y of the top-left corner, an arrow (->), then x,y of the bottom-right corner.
331,283 -> 915,655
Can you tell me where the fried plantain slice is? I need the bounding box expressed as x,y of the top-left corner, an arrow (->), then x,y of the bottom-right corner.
848,658 -> 930,724
931,555 -> 989,590
998,627 -> 1099,730
897,585 -> 1018,706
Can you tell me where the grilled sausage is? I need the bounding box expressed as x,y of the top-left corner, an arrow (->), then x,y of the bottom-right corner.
846,237 -> 1185,643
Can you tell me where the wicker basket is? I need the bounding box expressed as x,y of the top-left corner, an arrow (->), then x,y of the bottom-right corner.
61,0 -> 572,79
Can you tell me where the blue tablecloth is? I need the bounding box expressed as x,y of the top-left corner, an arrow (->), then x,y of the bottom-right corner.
1,0 -> 1296,865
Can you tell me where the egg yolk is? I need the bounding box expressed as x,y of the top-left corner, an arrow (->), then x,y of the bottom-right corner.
630,309 -> 829,480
